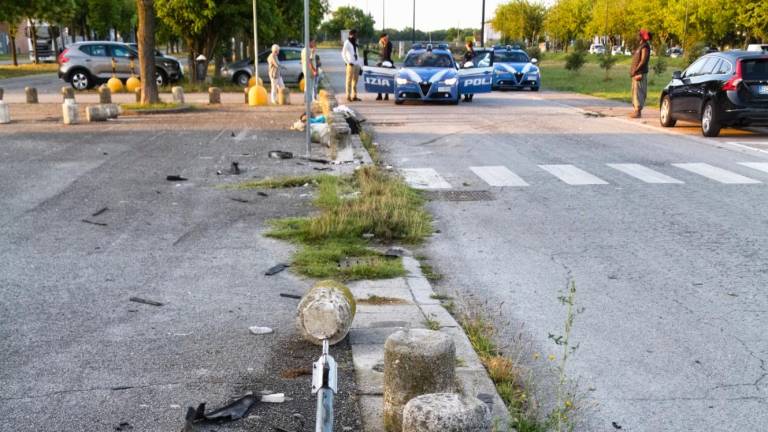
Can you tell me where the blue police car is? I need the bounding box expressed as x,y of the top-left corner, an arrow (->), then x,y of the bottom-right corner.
491,45 -> 540,91
362,44 -> 493,104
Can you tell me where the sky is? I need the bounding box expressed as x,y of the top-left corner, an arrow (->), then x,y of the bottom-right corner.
327,0 -> 554,32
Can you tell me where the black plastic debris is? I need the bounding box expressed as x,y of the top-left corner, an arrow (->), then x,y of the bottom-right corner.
114,422 -> 133,431
265,263 -> 290,276
230,197 -> 250,203
384,248 -> 405,258
612,422 -> 623,429
230,162 -> 241,175
82,219 -> 108,227
257,191 -> 269,197
92,207 -> 109,217
185,394 -> 258,425
279,293 -> 302,300
166,175 -> 188,181
313,167 -> 333,171
129,296 -> 163,307
269,151 -> 293,159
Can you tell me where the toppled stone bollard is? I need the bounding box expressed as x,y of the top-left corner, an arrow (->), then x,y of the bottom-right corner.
384,329 -> 456,432
172,86 -> 185,104
0,101 -> 10,124
402,393 -> 491,432
296,280 -> 356,346
102,104 -> 119,119
330,122 -> 352,162
277,87 -> 290,105
208,87 -> 221,104
98,85 -> 112,104
134,88 -> 142,103
62,99 -> 79,125
86,105 -> 108,122
25,87 -> 38,104
61,86 -> 75,102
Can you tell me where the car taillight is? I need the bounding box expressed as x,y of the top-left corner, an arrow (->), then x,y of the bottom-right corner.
58,49 -> 69,64
722,60 -> 742,91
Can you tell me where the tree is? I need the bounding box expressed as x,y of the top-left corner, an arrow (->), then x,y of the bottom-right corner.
319,6 -> 375,42
492,0 -> 547,46
0,1 -> 24,65
136,0 -> 159,104
544,0 -> 591,51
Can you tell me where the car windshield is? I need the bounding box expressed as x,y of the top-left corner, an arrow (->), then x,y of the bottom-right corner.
494,51 -> 529,63
404,52 -> 454,68
742,59 -> 768,80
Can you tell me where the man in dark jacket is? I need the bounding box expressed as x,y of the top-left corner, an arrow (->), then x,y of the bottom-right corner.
629,29 -> 652,118
462,40 -> 475,102
376,33 -> 394,101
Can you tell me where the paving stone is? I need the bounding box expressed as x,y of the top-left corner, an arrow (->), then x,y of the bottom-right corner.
351,344 -> 384,395
455,369 -> 510,430
407,276 -> 440,305
353,305 -> 425,329
350,327 -> 407,345
359,395 -> 386,432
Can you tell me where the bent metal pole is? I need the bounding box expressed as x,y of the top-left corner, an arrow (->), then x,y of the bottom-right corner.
313,339 -> 336,432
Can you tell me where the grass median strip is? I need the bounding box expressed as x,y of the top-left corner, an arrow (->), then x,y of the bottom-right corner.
234,166 -> 432,281
0,63 -> 58,80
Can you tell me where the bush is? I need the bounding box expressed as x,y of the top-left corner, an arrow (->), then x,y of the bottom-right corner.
526,46 -> 542,61
653,56 -> 668,76
565,50 -> 587,72
597,52 -> 618,79
685,42 -> 706,65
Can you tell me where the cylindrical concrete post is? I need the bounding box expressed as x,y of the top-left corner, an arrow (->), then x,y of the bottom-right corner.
171,86 -> 185,104
98,85 -> 112,104
0,101 -> 10,124
208,87 -> 221,104
62,100 -> 79,125
384,329 -> 456,432
296,280 -> 356,346
244,87 -> 250,104
86,105 -> 109,122
278,88 -> 290,105
61,86 -> 75,102
403,393 -> 491,432
134,88 -> 142,103
0,87 -> 4,101
102,104 -> 119,119
25,87 -> 38,104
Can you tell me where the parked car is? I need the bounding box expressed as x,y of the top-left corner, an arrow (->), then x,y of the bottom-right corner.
659,51 -> 768,137
220,46 -> 304,87
126,43 -> 178,61
58,41 -> 183,90
667,47 -> 683,58
490,45 -> 540,91
611,46 -> 626,56
747,44 -> 768,53
589,43 -> 606,55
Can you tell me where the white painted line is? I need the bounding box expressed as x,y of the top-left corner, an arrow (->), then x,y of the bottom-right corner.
738,162 -> 768,175
470,166 -> 529,187
401,168 -> 452,189
538,164 -> 609,185
672,163 -> 761,184
607,163 -> 684,184
726,142 -> 768,156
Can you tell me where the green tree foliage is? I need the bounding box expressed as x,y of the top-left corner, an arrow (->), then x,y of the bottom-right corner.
492,0 -> 547,46
544,0 -> 591,51
318,6 -> 375,42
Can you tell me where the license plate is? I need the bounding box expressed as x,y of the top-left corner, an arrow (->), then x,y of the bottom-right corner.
759,85 -> 768,95
438,86 -> 451,93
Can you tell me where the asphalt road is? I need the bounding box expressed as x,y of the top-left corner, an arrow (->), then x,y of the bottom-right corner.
0,104 -> 361,431
319,49 -> 768,431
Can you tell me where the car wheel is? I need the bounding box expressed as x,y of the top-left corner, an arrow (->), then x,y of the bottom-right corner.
701,100 -> 721,137
70,70 -> 91,90
450,94 -> 460,105
394,99 -> 404,105
155,69 -> 168,87
234,72 -> 250,87
530,86 -> 539,92
660,95 -> 677,127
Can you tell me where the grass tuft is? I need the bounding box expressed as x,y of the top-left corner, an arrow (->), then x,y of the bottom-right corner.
358,295 -> 408,305
120,102 -> 185,111
229,174 -> 329,190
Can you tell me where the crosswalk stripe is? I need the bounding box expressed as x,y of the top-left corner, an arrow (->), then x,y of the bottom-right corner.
672,163 -> 761,184
607,163 -> 684,184
738,162 -> 768,175
401,168 -> 452,189
538,164 -> 608,185
470,166 -> 529,187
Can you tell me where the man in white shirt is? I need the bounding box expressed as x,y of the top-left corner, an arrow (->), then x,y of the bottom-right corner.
341,29 -> 361,102
301,39 -> 319,101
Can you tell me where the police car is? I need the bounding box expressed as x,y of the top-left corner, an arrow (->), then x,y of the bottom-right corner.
491,45 -> 540,91
362,44 -> 493,104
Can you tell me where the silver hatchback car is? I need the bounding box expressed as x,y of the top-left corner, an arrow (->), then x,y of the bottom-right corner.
221,46 -> 304,86
58,41 -> 183,90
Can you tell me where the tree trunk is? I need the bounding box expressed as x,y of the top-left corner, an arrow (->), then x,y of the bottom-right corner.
52,26 -> 60,56
29,19 -> 39,64
136,0 -> 159,104
9,25 -> 18,66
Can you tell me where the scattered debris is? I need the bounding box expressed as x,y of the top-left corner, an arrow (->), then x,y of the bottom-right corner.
584,111 -> 605,118
261,393 -> 285,403
216,170 -> 223,175
230,197 -> 250,203
298,156 -> 331,164
110,385 -> 133,391
231,131 -> 236,137
81,219 -> 108,227
249,326 -> 274,335
114,422 -> 133,431
269,151 -> 293,159
281,367 -> 312,379
612,421 -> 623,429
279,293 -> 302,300
257,191 -> 269,197
265,263 -> 290,276
313,167 -> 333,171
92,207 -> 109,217
166,175 -> 188,181
372,363 -> 384,373
184,393 -> 258,426
362,233 -> 374,239
230,162 -> 241,175
384,248 -> 405,258
129,296 -> 164,307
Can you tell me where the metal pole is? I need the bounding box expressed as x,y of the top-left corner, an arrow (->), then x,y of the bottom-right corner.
382,0 -> 385,32
412,0 -> 415,43
313,339 -> 336,432
315,388 -> 334,431
304,0 -> 311,156
252,0 -> 258,85
480,0 -> 486,47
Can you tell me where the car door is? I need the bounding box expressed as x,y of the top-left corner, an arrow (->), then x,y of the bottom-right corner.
688,56 -> 720,117
676,57 -> 707,117
362,66 -> 396,94
281,49 -> 303,83
110,44 -> 135,78
458,67 -> 493,94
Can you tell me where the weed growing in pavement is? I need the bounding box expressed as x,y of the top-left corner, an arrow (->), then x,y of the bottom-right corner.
359,128 -> 380,164
423,316 -> 441,331
228,174 -> 329,190
419,261 -> 443,282
429,293 -> 452,301
358,295 -> 409,305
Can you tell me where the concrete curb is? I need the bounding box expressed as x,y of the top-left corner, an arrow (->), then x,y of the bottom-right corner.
347,255 -> 510,431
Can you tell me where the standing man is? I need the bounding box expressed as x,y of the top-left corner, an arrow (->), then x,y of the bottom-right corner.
268,44 -> 285,105
376,33 -> 394,101
342,29 -> 362,102
302,39 -> 319,101
462,40 -> 476,102
629,30 -> 652,118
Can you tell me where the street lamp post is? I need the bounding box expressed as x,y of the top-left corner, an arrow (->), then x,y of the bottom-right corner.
480,0 -> 486,47
252,0 -> 258,85
303,0 -> 311,156
412,0 -> 415,43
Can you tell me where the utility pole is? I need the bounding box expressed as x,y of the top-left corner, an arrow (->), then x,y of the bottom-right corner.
382,0 -> 385,33
303,0 -> 311,157
252,0 -> 258,84
412,0 -> 415,43
480,0 -> 486,47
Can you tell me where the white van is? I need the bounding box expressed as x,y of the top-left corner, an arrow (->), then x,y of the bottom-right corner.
747,44 -> 768,53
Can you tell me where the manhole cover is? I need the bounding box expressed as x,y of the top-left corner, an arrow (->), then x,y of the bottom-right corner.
424,190 -> 495,201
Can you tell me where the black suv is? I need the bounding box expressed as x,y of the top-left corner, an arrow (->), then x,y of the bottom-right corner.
659,51 -> 768,137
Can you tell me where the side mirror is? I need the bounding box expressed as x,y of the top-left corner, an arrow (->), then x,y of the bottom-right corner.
531,58 -> 538,64
672,70 -> 682,80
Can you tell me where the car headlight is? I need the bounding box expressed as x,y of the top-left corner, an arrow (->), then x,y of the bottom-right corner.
494,70 -> 503,76
396,77 -> 409,85
444,77 -> 457,85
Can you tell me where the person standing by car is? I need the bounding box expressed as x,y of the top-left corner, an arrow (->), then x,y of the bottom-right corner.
301,39 -> 319,101
462,40 -> 476,102
268,44 -> 285,104
629,30 -> 652,118
342,29 -> 362,102
376,33 -> 394,101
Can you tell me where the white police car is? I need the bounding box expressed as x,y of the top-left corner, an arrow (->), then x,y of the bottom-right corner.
491,45 -> 540,91
362,44 -> 493,104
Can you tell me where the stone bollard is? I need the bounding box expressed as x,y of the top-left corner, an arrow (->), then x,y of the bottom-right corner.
277,87 -> 290,105
296,280 -> 356,346
61,86 -> 75,102
0,101 -> 10,124
134,88 -> 142,103
402,393 -> 491,432
0,87 -> 4,100
25,87 -> 38,103
98,85 -> 112,104
171,86 -> 185,104
102,104 -> 119,119
208,87 -> 221,104
384,329 -> 456,432
86,105 -> 109,122
331,122 -> 352,162
244,87 -> 250,104
62,99 -> 79,125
